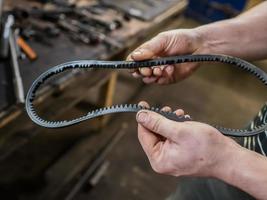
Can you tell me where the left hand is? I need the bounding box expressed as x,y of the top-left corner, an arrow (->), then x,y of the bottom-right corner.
136,101 -> 241,178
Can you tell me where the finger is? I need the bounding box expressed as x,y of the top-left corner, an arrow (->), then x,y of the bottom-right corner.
174,109 -> 184,116
139,67 -> 152,77
153,67 -> 163,77
129,68 -> 137,73
143,76 -> 158,84
174,63 -> 198,82
131,49 -> 155,61
138,101 -> 150,108
157,77 -> 168,85
161,106 -> 172,112
132,72 -> 141,78
165,65 -> 174,76
138,124 -> 161,157
136,110 -> 181,140
127,57 -> 139,74
130,35 -> 167,61
157,65 -> 175,84
126,55 -> 132,61
161,65 -> 174,81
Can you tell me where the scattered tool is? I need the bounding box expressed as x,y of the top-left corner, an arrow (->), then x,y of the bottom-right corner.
17,36 -> 37,60
14,29 -> 26,60
100,0 -> 183,21
0,0 -> 4,26
10,2 -> 124,47
0,15 -> 14,58
9,28 -> 25,104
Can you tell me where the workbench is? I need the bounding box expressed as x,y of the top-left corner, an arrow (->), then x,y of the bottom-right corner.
0,1 -> 188,199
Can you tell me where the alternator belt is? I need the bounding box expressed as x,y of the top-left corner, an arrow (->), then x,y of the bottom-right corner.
25,54 -> 267,137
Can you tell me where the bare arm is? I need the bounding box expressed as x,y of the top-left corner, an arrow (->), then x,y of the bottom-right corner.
217,147 -> 267,200
197,1 -> 267,60
128,2 -> 267,83
131,4 -> 267,198
183,6 -> 267,197
136,102 -> 267,200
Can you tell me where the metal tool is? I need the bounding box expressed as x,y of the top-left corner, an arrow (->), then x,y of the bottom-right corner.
25,54 -> 267,137
17,35 -> 37,60
69,19 -> 121,47
14,29 -> 26,60
0,0 -> 4,27
27,18 -> 61,38
57,17 -> 91,44
77,9 -> 122,32
9,29 -> 25,104
0,15 -> 14,58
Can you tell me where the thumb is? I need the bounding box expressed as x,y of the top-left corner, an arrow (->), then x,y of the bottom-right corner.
136,110 -> 181,140
131,35 -> 168,61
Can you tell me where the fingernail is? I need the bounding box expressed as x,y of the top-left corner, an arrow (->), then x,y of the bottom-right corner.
166,66 -> 173,73
137,111 -> 148,123
140,67 -> 152,76
133,72 -> 141,78
132,50 -> 142,56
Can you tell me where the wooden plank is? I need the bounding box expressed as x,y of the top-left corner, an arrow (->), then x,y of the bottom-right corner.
0,2 -> 188,199
102,72 -> 118,126
28,120 -> 128,200
0,0 -> 187,127
0,71 -> 111,161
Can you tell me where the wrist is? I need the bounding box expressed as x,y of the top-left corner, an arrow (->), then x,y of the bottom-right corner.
212,143 -> 267,199
209,137 -> 244,180
194,19 -> 247,57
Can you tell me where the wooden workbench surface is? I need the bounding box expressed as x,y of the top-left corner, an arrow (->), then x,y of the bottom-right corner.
0,1 -> 188,199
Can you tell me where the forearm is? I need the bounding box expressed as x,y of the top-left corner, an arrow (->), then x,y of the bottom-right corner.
216,145 -> 267,200
195,2 -> 267,60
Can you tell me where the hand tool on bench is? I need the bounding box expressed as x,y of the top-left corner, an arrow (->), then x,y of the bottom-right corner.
9,26 -> 25,104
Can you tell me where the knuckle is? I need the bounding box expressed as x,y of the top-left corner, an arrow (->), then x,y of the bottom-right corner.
175,125 -> 188,139
156,32 -> 169,43
150,116 -> 162,132
157,31 -> 168,38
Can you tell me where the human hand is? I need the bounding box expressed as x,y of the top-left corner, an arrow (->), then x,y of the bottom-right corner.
127,29 -> 206,84
136,101 -> 240,177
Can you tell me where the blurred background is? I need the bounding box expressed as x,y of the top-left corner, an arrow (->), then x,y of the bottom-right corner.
0,0 -> 266,199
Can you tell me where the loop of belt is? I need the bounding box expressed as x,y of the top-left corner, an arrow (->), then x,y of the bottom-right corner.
25,54 -> 267,137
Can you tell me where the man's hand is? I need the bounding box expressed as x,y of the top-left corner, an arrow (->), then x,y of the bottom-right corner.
136,101 -> 240,177
127,29 -> 205,84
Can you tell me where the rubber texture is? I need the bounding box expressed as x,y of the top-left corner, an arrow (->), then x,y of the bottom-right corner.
25,54 -> 267,137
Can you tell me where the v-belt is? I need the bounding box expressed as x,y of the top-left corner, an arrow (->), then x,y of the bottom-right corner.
25,54 -> 267,137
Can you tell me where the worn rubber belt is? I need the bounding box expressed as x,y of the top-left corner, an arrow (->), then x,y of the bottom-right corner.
25,54 -> 267,137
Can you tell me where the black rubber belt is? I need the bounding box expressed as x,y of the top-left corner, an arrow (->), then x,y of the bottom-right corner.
25,54 -> 267,137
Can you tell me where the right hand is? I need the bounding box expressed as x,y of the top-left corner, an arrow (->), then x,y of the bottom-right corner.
136,101 -> 241,178
127,29 -> 206,84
